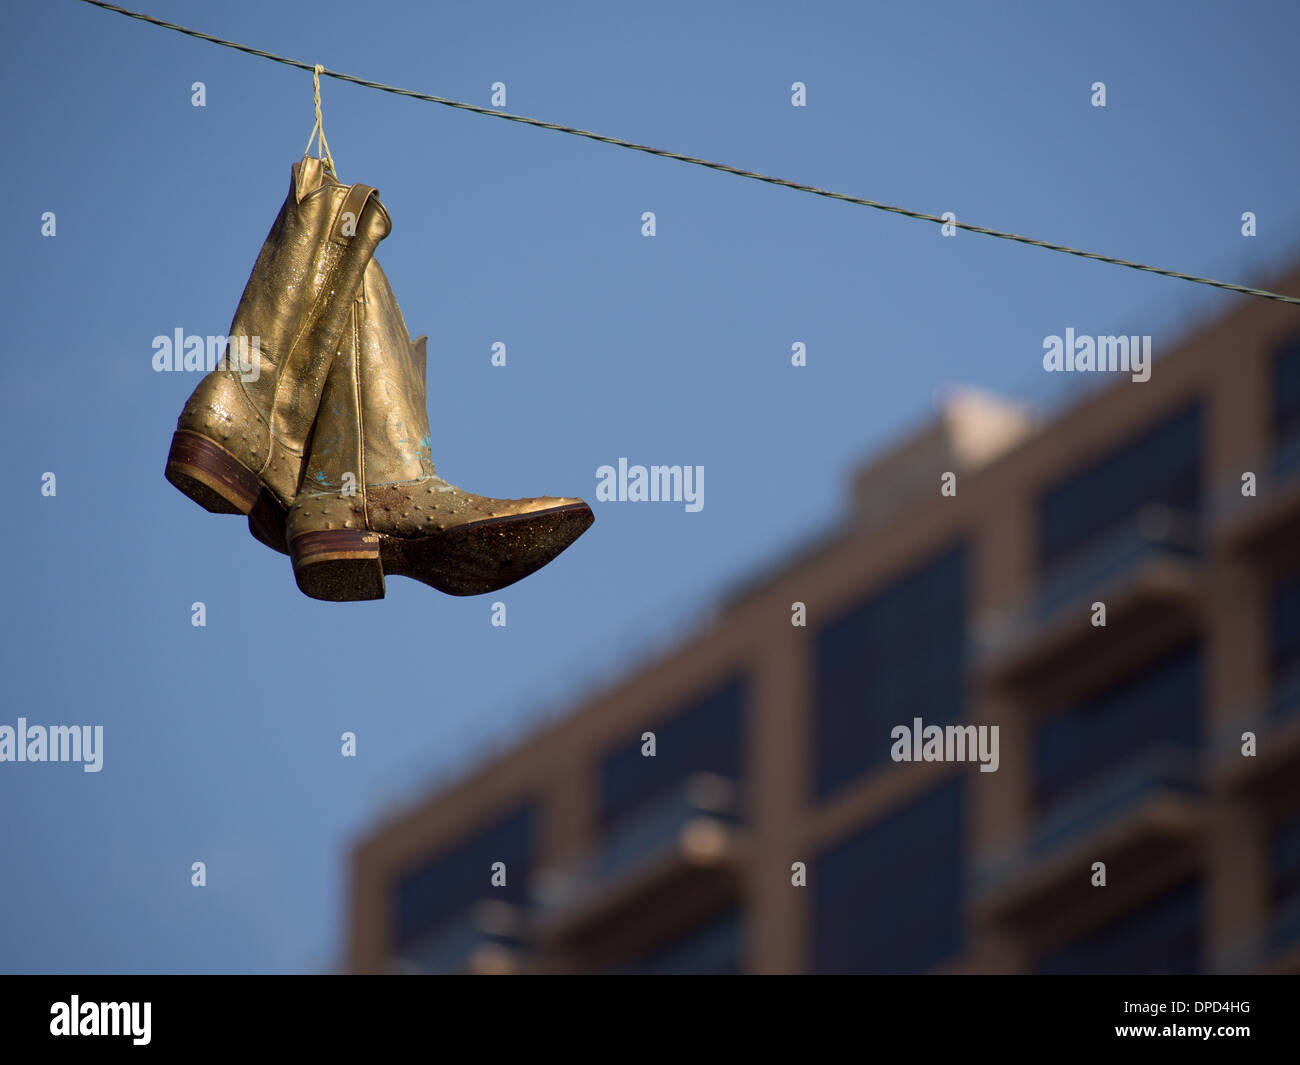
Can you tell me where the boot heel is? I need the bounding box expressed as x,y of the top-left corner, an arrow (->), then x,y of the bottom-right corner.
165,430 -> 263,515
290,530 -> 386,602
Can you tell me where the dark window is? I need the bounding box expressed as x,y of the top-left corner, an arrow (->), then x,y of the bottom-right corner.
812,776 -> 965,973
1272,809 -> 1300,908
610,907 -> 743,974
1273,334 -> 1300,442
1038,880 -> 1201,974
600,675 -> 746,830
1036,643 -> 1200,811
393,804 -> 535,950
1039,403 -> 1202,571
1270,572 -> 1300,680
813,544 -> 967,798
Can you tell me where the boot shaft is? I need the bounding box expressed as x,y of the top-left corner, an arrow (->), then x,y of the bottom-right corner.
302,257 -> 434,495
232,158 -> 392,448
356,261 -> 437,484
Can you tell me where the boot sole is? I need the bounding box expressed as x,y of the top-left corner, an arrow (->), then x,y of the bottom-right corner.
289,503 -> 595,602
165,430 -> 290,554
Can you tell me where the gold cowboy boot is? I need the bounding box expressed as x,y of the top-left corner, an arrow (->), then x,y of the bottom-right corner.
285,259 -> 593,600
164,156 -> 391,553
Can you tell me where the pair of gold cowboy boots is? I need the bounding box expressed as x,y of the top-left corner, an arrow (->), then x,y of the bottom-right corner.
164,157 -> 593,601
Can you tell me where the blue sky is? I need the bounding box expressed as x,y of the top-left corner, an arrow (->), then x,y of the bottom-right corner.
2,0 -> 1298,973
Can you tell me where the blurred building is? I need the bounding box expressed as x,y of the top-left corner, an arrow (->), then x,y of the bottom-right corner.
349,269 -> 1300,974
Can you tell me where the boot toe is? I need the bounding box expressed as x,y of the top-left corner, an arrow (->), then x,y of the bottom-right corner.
394,498 -> 593,596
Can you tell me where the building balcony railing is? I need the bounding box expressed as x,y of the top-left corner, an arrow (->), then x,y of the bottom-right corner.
972,745 -> 1202,922
1213,430 -> 1300,559
1213,666 -> 1300,790
535,774 -> 742,942
973,506 -> 1201,689
391,900 -> 531,974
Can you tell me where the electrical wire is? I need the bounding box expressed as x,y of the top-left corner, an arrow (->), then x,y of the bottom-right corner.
76,0 -> 1300,307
